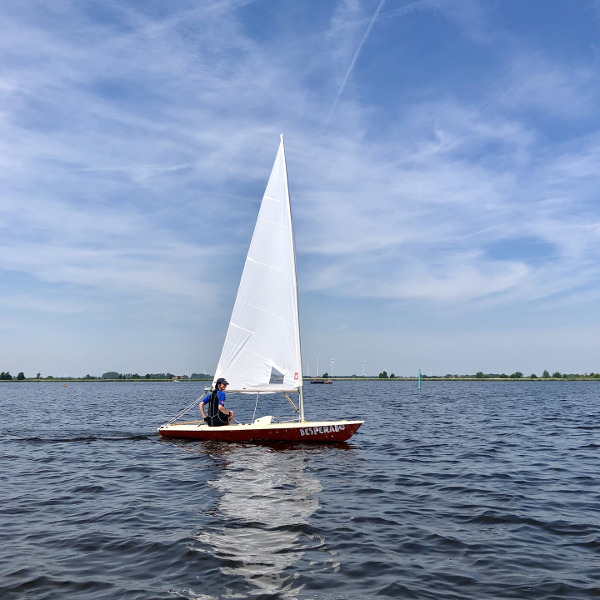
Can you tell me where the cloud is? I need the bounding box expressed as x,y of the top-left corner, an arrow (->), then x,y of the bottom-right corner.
326,0 -> 387,125
495,54 -> 597,120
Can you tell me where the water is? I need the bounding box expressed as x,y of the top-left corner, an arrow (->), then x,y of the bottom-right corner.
1,380 -> 599,599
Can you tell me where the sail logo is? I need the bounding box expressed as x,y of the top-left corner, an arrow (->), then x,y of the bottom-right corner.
300,424 -> 345,436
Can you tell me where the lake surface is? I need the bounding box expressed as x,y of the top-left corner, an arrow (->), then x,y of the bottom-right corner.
1,380 -> 599,599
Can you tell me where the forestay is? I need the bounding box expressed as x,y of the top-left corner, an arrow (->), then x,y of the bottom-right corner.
213,136 -> 303,394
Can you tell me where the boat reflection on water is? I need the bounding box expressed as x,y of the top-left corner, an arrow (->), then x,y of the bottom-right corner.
190,444 -> 330,599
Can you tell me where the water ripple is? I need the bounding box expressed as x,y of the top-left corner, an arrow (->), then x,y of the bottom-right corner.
1,381 -> 600,599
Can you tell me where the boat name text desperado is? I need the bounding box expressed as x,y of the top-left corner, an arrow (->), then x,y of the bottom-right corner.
300,424 -> 346,437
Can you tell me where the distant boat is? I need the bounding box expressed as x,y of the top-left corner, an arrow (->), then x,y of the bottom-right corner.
158,136 -> 363,443
310,378 -> 332,384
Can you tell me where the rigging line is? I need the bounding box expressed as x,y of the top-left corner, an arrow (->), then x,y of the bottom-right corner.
325,0 -> 386,127
251,392 -> 260,423
166,394 -> 206,424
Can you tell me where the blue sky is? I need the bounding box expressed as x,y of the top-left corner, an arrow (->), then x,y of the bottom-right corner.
1,0 -> 600,378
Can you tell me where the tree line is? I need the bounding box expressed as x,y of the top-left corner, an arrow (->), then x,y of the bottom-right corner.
2,370 -> 599,381
0,371 -> 213,381
98,372 -> 212,380
377,370 -> 600,379
0,372 -> 25,380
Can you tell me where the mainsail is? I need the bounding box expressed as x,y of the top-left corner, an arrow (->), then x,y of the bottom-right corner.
213,136 -> 303,396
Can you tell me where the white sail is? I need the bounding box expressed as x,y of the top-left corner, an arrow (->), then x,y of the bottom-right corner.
214,136 -> 303,395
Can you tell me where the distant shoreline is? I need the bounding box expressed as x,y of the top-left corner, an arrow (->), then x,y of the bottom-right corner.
2,377 -> 599,383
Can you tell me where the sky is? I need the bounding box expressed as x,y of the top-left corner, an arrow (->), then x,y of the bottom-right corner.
1,0 -> 600,378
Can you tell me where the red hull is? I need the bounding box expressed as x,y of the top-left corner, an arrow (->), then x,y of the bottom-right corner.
158,420 -> 363,443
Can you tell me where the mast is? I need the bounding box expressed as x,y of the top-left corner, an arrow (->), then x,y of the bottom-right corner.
281,134 -> 305,422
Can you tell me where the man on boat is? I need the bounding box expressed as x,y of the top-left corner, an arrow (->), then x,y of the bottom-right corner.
199,377 -> 234,426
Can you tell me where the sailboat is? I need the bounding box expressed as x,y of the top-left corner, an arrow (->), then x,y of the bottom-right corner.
158,136 -> 363,442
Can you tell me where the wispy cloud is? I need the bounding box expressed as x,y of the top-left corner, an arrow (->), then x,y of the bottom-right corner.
325,0 -> 386,126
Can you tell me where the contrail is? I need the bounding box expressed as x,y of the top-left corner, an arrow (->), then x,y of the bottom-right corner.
325,0 -> 386,126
